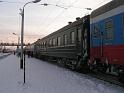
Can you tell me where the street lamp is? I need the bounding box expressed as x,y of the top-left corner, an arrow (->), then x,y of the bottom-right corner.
12,33 -> 20,49
85,8 -> 92,10
19,0 -> 41,84
19,0 -> 41,69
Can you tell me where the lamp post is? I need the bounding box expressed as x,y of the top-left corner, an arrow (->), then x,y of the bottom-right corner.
85,8 -> 92,10
12,33 -> 20,49
19,0 -> 41,69
19,0 -> 41,84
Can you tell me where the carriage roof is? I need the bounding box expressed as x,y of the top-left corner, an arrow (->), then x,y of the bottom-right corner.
91,0 -> 124,18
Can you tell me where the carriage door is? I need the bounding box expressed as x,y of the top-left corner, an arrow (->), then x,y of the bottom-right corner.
77,27 -> 82,51
92,24 -> 102,57
82,19 -> 90,60
82,28 -> 88,59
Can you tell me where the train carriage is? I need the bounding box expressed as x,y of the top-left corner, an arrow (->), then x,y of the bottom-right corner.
90,0 -> 124,81
28,0 -> 124,83
34,15 -> 90,70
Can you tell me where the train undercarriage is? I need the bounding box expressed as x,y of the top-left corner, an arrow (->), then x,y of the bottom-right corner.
89,58 -> 124,83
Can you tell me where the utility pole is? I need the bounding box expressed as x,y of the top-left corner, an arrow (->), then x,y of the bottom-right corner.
19,0 -> 41,84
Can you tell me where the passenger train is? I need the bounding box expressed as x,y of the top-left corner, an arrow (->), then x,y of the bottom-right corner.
26,0 -> 124,82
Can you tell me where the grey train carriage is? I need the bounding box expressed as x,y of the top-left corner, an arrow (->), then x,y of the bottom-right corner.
34,15 -> 90,70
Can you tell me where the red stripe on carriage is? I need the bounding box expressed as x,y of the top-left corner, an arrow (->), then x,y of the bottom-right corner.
90,45 -> 124,66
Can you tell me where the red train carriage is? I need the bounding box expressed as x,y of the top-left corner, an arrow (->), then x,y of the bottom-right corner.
90,0 -> 124,82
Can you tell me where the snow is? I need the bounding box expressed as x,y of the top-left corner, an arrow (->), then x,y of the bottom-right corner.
0,53 -> 10,59
0,54 -> 124,93
0,53 -> 3,56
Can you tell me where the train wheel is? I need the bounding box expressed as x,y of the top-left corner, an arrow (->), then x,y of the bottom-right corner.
91,58 -> 104,72
57,58 -> 62,66
61,58 -> 66,67
57,59 -> 61,64
90,59 -> 98,72
70,60 -> 77,70
57,58 -> 64,67
119,73 -> 124,83
119,70 -> 124,83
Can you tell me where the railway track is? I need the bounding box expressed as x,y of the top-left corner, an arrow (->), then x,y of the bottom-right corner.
88,71 -> 124,87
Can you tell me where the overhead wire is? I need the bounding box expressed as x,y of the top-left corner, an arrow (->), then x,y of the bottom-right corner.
44,8 -> 67,32
45,0 -> 78,33
55,0 -> 62,5
1,0 -> 111,42
0,33 -> 44,37
0,0 -> 44,43
35,0 -> 55,32
35,4 -> 60,35
37,0 -> 67,35
44,0 -> 109,34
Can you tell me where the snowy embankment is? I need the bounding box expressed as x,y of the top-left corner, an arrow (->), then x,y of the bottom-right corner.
0,53 -> 11,59
0,53 -> 7,57
0,55 -> 124,93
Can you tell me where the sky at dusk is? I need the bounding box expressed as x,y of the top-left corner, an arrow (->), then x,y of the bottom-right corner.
0,0 -> 112,44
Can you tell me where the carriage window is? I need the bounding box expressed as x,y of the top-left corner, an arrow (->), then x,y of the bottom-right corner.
78,28 -> 82,42
42,43 -> 43,48
93,25 -> 100,38
57,36 -> 61,46
105,20 -> 114,39
41,42 -> 42,48
53,38 -> 56,46
70,31 -> 75,44
63,34 -> 67,45
38,42 -> 40,48
45,41 -> 47,48
40,43 -> 41,48
49,39 -> 52,46
43,42 -> 46,48
42,42 -> 44,48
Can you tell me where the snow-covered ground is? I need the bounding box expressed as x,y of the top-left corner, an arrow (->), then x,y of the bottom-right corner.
0,53 -> 6,57
0,55 -> 124,93
0,53 -> 10,59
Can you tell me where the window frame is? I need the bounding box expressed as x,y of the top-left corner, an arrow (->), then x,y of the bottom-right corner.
57,36 -> 61,46
49,39 -> 52,46
45,41 -> 47,47
41,42 -> 43,48
105,19 -> 114,40
52,38 -> 56,46
43,41 -> 45,48
63,34 -> 67,45
93,24 -> 100,38
70,31 -> 75,44
77,28 -> 82,42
